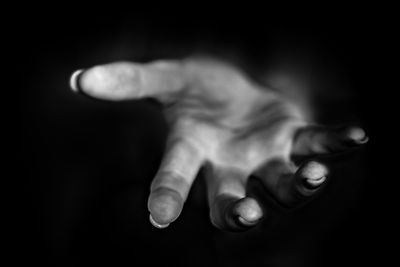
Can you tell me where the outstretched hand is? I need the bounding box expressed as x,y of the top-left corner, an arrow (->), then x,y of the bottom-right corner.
70,57 -> 368,231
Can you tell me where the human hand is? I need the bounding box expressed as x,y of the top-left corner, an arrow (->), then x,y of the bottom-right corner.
69,57 -> 368,231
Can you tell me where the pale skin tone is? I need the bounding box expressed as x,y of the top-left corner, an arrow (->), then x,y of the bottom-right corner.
70,56 -> 368,231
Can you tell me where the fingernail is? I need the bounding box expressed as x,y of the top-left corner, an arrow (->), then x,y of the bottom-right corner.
69,69 -> 85,93
149,214 -> 170,229
304,176 -> 326,190
354,135 -> 369,144
237,215 -> 260,226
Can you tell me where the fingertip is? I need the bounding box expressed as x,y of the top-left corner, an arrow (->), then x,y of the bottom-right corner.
300,161 -> 328,180
148,188 -> 184,228
210,195 -> 263,231
69,65 -> 128,100
233,197 -> 263,227
347,127 -> 369,144
303,175 -> 326,190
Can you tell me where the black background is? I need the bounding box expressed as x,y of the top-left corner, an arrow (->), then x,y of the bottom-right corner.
16,6 -> 390,267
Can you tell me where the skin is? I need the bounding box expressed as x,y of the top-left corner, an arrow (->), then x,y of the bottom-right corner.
69,56 -> 368,231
